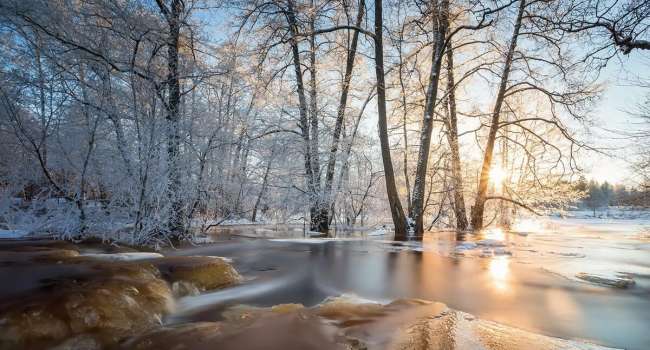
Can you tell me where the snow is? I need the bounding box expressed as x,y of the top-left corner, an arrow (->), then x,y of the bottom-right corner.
367,226 -> 389,236
562,207 -> 650,221
320,293 -> 388,305
219,218 -> 265,226
0,229 -> 28,238
190,235 -> 216,244
476,239 -> 507,247
493,247 -> 512,255
269,238 -> 364,244
81,252 -> 164,261
454,242 -> 478,251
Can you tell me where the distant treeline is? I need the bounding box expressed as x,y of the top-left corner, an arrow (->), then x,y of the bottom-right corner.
574,177 -> 650,211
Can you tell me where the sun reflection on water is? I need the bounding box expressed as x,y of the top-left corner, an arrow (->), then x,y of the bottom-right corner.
489,256 -> 511,293
484,227 -> 505,241
512,218 -> 543,233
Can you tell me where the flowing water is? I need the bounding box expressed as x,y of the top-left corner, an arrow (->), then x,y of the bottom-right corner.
166,218 -> 650,350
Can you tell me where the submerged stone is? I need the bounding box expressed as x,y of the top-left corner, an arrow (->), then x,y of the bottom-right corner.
316,297 -> 386,321
150,256 -> 240,292
50,334 -> 102,350
126,296 -> 615,350
122,322 -> 226,349
123,312 -> 347,350
270,303 -> 305,314
171,280 -> 201,297
0,252 -> 173,349
0,246 -> 80,264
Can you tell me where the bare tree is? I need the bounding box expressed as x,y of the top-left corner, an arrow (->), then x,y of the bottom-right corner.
470,0 -> 526,230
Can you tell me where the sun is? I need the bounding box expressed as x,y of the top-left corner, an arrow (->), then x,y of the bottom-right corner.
489,166 -> 507,186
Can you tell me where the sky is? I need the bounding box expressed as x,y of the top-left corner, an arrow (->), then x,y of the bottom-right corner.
582,53 -> 649,185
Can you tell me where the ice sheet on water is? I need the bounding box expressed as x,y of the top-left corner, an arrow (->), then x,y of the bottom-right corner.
476,239 -> 507,247
81,252 -> 164,261
367,227 -> 389,236
269,237 -> 363,244
455,242 -> 478,251
0,229 -> 28,238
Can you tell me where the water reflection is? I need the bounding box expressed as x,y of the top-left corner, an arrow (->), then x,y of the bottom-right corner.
484,227 -> 506,241
489,256 -> 511,293
512,218 -> 543,233
172,228 -> 650,350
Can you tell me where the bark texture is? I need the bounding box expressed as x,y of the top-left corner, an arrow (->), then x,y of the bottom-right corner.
374,0 -> 408,240
409,0 -> 449,237
443,45 -> 469,231
322,0 -> 365,235
470,0 -> 526,230
156,0 -> 185,235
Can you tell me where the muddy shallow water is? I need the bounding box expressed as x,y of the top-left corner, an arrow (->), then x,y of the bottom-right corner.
167,220 -> 650,350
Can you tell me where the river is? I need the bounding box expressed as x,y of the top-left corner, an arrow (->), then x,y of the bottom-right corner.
166,218 -> 650,350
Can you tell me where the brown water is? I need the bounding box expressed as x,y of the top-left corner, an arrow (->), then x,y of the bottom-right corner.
166,222 -> 650,350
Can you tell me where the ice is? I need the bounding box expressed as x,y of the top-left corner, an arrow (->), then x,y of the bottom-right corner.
455,242 -> 478,250
81,252 -> 165,261
269,238 -> 363,244
548,251 -> 586,258
493,247 -> 512,255
0,229 -> 28,238
367,226 -> 389,236
476,239 -> 507,247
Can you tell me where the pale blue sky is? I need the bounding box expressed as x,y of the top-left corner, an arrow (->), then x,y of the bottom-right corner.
583,53 -> 649,185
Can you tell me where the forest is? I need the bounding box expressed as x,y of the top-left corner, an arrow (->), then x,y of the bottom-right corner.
0,0 -> 649,243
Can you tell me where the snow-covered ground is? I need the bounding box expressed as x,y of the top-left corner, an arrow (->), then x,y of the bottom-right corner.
0,229 -> 28,239
560,207 -> 650,221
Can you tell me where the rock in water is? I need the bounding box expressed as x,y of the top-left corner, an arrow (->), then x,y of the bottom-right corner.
0,247 -> 80,263
0,253 -> 174,349
122,314 -> 347,350
121,297 -> 615,350
150,256 -> 241,292
575,272 -> 635,289
49,334 -> 102,350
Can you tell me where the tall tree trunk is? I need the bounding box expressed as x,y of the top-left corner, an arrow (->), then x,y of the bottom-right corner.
105,74 -> 134,178
34,38 -> 48,167
396,25 -> 412,213
322,0 -> 365,234
470,0 -> 526,230
443,44 -> 469,230
333,89 -> 374,228
307,0 -> 327,233
409,0 -> 449,237
156,0 -> 185,236
252,152 -> 273,222
498,123 -> 510,227
374,0 -> 408,240
285,0 -> 317,231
